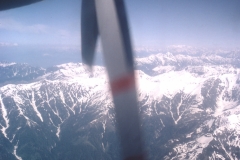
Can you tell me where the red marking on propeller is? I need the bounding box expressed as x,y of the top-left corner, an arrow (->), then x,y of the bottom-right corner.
110,73 -> 135,95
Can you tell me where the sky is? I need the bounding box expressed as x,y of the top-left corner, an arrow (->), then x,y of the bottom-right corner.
0,0 -> 240,66
127,0 -> 240,49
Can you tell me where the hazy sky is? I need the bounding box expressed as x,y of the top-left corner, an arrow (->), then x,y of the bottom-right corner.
1,0 -> 240,48
0,0 -> 81,46
127,0 -> 240,49
0,0 -> 240,65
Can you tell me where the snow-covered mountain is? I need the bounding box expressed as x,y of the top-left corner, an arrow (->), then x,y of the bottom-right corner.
0,52 -> 240,160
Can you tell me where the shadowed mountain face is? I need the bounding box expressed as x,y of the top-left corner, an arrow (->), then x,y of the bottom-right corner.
0,52 -> 240,160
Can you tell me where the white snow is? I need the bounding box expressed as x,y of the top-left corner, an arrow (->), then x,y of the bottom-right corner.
13,142 -> 22,160
219,138 -> 234,160
102,120 -> 106,133
196,135 -> 213,146
0,97 -> 9,139
173,134 -> 214,159
137,69 -> 204,105
215,74 -> 240,117
186,132 -> 193,138
0,62 -> 16,67
59,91 -> 66,104
206,119 -> 215,128
228,114 -> 240,129
30,91 -> 43,122
56,125 -> 61,138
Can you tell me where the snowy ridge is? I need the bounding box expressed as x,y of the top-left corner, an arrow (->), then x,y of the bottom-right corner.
0,64 -> 111,139
0,62 -> 16,67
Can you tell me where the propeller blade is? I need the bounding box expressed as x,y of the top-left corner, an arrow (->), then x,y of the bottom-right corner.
81,0 -> 99,66
81,0 -> 146,159
0,0 -> 42,11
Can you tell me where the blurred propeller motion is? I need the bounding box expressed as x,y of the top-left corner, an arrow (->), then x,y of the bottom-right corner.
81,0 -> 145,159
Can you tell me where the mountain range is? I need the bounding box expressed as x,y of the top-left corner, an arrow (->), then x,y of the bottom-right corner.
0,51 -> 240,159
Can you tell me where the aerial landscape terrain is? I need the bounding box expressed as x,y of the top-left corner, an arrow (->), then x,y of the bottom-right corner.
1,0 -> 240,159
0,48 -> 240,159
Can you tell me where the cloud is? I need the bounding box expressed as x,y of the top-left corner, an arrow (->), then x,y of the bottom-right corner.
0,18 -> 48,33
0,42 -> 18,47
42,53 -> 51,57
166,45 -> 201,54
27,24 -> 48,33
168,45 -> 190,48
54,29 -> 81,46
51,45 -> 81,52
0,18 -> 81,45
134,47 -> 162,53
58,29 -> 71,37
